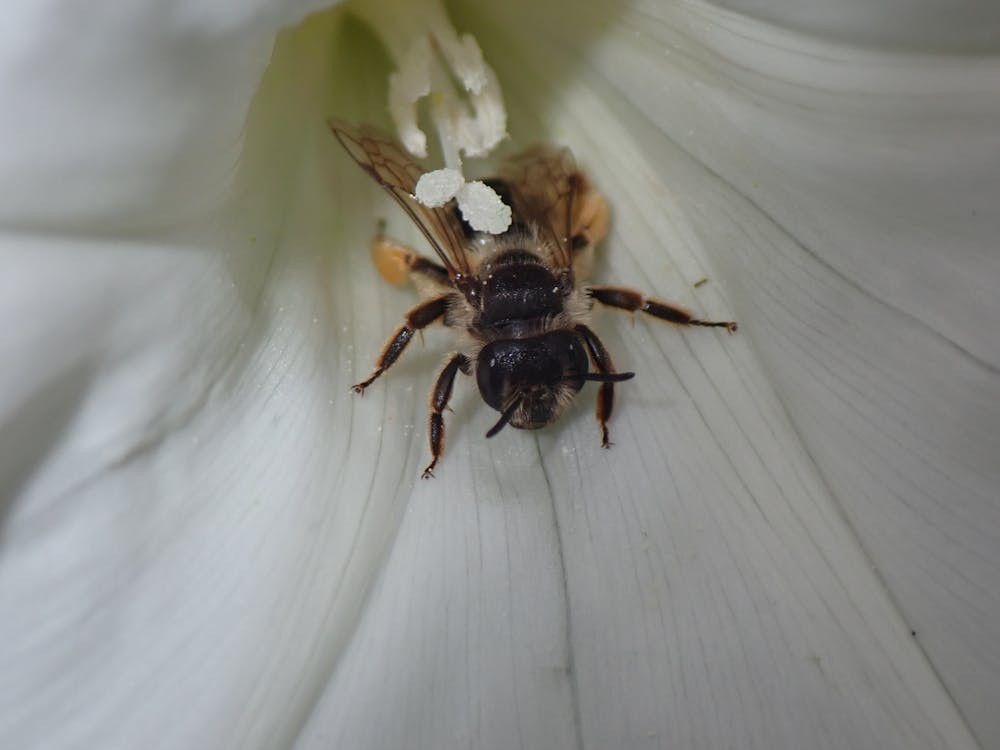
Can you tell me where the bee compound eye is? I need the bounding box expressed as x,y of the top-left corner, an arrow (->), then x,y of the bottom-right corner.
476,342 -> 511,412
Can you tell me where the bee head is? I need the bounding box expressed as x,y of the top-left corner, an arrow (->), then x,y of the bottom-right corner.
477,331 -> 634,435
476,331 -> 586,433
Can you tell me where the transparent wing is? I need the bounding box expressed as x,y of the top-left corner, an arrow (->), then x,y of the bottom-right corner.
328,119 -> 471,276
499,145 -> 582,269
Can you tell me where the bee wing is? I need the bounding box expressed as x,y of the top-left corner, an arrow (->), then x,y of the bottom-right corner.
328,119 -> 471,277
499,145 -> 582,269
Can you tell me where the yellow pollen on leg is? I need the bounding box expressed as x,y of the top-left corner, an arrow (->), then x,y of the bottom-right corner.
371,238 -> 412,286
575,190 -> 610,247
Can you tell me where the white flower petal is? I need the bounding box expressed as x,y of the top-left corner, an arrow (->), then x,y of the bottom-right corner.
707,0 -> 1000,51
295,3 -> 995,749
541,1 -> 1000,743
0,0 -> 332,231
0,5 -> 383,749
3,1 -> 998,749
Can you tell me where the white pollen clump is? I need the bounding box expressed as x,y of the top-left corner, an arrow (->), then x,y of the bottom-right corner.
456,180 -> 512,234
414,168 -> 464,207
414,173 -> 512,235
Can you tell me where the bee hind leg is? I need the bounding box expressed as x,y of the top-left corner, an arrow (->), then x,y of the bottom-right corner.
589,286 -> 737,333
571,188 -> 609,249
569,188 -> 608,279
371,230 -> 450,289
422,353 -> 471,479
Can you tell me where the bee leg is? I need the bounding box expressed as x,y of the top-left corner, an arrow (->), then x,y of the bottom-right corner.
569,188 -> 608,279
372,233 -> 451,289
575,324 -> 620,448
352,294 -> 452,394
589,286 -> 737,333
422,353 -> 471,479
571,188 -> 609,249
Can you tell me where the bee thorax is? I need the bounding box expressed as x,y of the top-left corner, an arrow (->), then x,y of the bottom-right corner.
477,252 -> 566,328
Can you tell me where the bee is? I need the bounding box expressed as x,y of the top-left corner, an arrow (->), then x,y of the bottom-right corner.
330,120 -> 736,478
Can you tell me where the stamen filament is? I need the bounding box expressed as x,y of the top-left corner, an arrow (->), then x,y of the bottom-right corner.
352,0 -> 512,233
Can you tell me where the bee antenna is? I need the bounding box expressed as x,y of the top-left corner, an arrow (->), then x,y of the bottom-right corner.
486,398 -> 522,438
576,371 -> 636,383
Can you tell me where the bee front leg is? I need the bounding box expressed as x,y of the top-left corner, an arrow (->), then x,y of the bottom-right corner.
352,294 -> 452,394
575,325 -> 620,448
422,353 -> 471,479
589,286 -> 737,333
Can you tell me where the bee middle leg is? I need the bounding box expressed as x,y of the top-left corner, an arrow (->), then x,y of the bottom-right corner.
422,353 -> 471,479
352,294 -> 451,394
589,286 -> 737,333
575,324 -> 621,448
